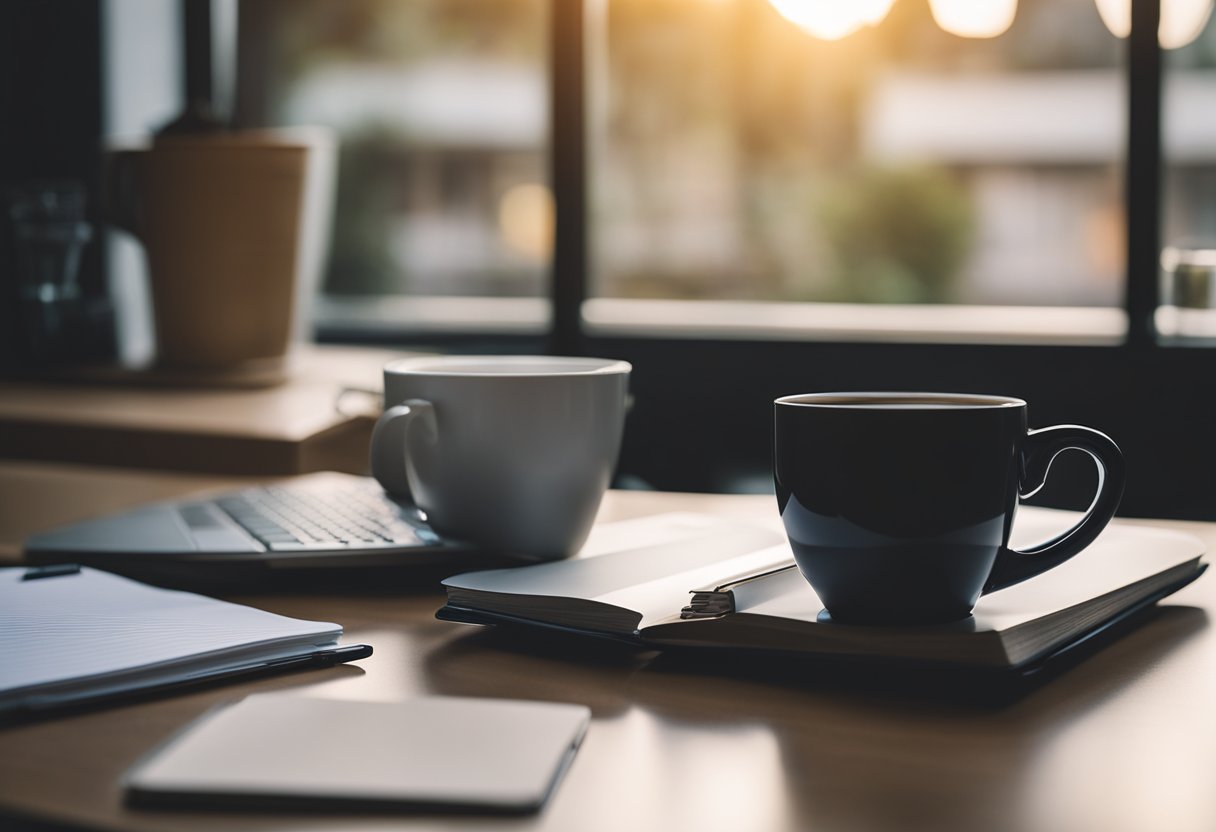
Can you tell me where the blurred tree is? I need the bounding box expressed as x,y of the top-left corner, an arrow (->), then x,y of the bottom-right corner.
326,131 -> 405,295
817,165 -> 974,303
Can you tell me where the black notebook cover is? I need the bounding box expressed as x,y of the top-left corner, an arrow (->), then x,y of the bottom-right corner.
436,565 -> 1206,685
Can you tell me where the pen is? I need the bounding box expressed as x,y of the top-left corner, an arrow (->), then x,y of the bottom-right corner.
185,644 -> 375,679
21,564 -> 82,581
12,645 -> 374,715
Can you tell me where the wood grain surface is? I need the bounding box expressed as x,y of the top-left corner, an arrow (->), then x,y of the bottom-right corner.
0,346 -> 409,475
1,463 -> 1214,832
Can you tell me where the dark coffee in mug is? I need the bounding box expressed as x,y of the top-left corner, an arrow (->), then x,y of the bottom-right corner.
773,393 -> 1125,624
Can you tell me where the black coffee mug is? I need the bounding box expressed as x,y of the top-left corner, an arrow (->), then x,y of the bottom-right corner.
773,393 -> 1125,625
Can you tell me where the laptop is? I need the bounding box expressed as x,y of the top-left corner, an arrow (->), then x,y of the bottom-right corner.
23,472 -> 492,584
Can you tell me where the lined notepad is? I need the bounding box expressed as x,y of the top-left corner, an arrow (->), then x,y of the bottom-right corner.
0,567 -> 351,714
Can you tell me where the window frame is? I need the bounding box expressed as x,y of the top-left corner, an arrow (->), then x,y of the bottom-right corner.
537,0 -> 1211,519
542,0 -> 1164,355
247,0 -> 1216,519
303,0 -> 1167,349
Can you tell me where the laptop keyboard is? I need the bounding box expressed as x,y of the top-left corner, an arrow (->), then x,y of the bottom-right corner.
214,481 -> 440,551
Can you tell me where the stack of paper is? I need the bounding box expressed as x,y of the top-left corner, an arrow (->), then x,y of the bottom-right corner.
0,567 -> 368,715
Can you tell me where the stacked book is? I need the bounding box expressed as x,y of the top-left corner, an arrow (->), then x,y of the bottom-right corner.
439,510 -> 1206,677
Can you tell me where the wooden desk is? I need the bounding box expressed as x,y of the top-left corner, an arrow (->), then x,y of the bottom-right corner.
0,345 -> 411,476
2,462 -> 1214,832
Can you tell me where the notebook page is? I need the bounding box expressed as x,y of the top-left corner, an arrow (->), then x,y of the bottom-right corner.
598,544 -> 796,629
443,516 -> 785,612
0,568 -> 341,695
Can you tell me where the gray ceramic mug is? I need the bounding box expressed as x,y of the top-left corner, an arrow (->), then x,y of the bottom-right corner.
370,356 -> 632,558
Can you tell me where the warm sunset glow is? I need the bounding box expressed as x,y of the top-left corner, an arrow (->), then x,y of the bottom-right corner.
929,0 -> 1018,38
767,0 -> 894,41
1094,0 -> 1213,48
498,183 -> 554,261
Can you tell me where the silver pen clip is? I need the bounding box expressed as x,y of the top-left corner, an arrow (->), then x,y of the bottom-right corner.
680,561 -> 799,619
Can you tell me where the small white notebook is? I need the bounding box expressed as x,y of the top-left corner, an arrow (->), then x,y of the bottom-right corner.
0,567 -> 360,715
125,694 -> 591,813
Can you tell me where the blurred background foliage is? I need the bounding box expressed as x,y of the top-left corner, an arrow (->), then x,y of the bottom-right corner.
816,166 -> 975,303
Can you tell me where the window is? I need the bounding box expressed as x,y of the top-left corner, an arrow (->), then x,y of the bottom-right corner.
594,0 -> 1123,307
212,2 -> 1216,514
238,0 -> 551,334
584,0 -> 1137,341
1159,3 -> 1216,337
236,0 -> 1151,344
1164,6 -> 1216,246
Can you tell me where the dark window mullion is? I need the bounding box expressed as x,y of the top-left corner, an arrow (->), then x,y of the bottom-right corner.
1126,0 -> 1163,350
548,0 -> 588,356
183,0 -> 214,109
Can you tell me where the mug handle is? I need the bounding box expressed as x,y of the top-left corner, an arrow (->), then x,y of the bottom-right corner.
369,399 -> 436,501
983,425 -> 1125,594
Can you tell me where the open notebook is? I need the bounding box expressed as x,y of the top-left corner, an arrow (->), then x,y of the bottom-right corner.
439,509 -> 1207,674
0,567 -> 370,716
